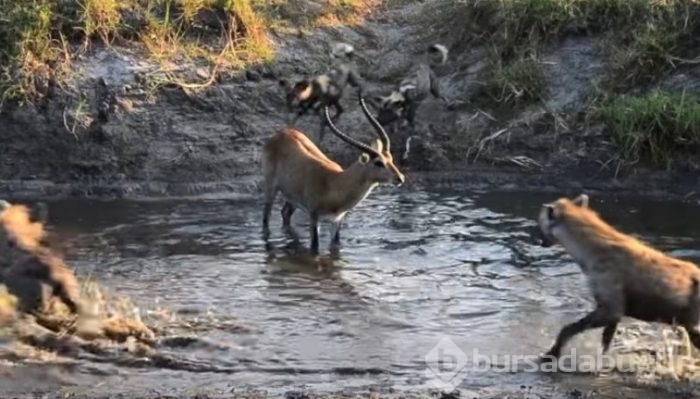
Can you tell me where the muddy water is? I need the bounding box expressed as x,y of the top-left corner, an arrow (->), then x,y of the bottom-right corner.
12,185 -> 700,396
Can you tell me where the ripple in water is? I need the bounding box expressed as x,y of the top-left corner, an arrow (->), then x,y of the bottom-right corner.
9,185 -> 700,396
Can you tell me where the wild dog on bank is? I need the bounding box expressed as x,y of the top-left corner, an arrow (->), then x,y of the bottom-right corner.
536,194 -> 700,359
262,91 -> 405,254
372,44 -> 451,162
279,42 -> 364,143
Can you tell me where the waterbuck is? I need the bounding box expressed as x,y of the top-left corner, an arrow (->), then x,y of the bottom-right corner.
262,93 -> 404,254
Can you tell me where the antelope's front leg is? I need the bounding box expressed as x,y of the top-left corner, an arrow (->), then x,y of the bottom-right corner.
309,212 -> 320,254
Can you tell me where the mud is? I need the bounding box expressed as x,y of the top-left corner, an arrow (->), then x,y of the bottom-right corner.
0,1 -> 697,200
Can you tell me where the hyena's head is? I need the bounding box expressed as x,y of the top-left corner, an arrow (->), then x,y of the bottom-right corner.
0,200 -> 48,266
537,194 -> 589,247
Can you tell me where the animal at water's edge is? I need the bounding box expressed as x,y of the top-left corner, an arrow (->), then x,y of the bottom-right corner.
0,200 -> 83,316
536,194 -> 700,359
372,43 -> 452,162
278,42 -> 364,143
262,92 -> 405,254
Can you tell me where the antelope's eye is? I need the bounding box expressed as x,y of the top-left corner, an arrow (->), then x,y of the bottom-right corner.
373,159 -> 384,167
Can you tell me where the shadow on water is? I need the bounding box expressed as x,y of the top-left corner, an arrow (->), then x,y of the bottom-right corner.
2,185 -> 700,397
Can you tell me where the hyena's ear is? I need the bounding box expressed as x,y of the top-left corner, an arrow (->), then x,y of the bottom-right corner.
572,194 -> 589,208
544,204 -> 557,220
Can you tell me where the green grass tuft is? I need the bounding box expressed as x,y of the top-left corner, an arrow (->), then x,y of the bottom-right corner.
428,0 -> 700,86
475,57 -> 548,108
595,90 -> 700,168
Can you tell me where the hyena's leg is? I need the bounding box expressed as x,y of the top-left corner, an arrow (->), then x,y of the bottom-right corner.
281,202 -> 295,227
683,324 -> 700,351
601,322 -> 619,353
545,307 -> 620,358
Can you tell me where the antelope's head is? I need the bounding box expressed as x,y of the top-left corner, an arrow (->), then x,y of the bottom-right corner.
537,194 -> 589,247
323,94 -> 405,186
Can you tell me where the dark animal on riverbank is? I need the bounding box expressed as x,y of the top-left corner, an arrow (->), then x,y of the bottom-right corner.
536,193 -> 700,358
373,44 -> 451,161
279,42 -> 364,143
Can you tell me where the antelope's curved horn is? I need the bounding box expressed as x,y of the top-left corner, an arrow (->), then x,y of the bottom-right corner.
324,107 -> 380,157
358,92 -> 390,153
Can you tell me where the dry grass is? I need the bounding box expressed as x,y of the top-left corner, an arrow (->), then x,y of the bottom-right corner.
315,0 -> 381,26
0,0 -> 277,105
254,0 -> 381,30
0,0 -> 387,105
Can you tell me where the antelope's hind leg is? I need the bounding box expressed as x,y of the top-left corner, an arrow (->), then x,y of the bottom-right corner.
281,202 -> 296,227
262,186 -> 278,240
309,212 -> 320,255
330,220 -> 342,248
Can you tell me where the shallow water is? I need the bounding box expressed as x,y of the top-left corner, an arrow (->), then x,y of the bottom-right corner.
8,184 -> 700,396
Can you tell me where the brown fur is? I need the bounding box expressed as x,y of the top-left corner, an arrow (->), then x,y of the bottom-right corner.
0,203 -> 82,315
262,127 -> 404,254
537,194 -> 700,358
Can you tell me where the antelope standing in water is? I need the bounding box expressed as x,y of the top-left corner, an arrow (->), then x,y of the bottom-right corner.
262,93 -> 405,254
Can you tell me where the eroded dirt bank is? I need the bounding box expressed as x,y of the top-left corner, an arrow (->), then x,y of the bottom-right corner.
0,1 -> 698,201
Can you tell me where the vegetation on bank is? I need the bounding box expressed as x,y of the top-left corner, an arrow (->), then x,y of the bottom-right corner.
593,91 -> 700,169
475,57 -> 548,108
433,0 -> 699,82
0,0 -> 376,106
426,0 -> 700,168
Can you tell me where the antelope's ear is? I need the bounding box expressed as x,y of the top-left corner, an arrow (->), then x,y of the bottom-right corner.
572,194 -> 589,208
370,138 -> 384,153
359,153 -> 371,164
